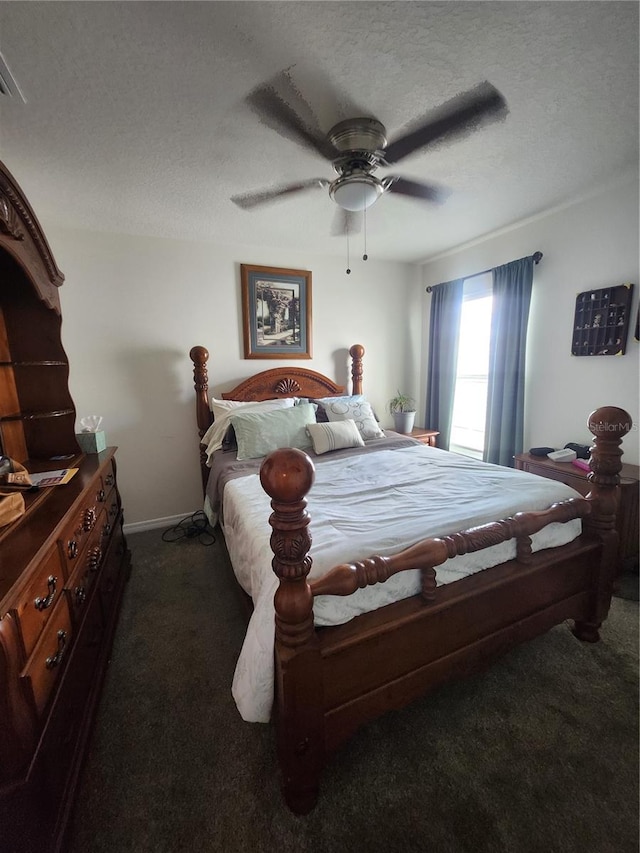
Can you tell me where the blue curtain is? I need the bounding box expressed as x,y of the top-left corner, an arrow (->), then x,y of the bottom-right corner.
484,256 -> 534,466
425,279 -> 464,449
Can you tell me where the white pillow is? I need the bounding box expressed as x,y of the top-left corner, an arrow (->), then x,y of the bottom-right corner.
322,399 -> 384,440
306,420 -> 365,455
201,397 -> 295,464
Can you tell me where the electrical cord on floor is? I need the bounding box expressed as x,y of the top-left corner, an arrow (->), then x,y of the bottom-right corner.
161,510 -> 217,546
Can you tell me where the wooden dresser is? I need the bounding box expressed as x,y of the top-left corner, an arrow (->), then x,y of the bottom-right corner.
514,452 -> 639,572
0,161 -> 131,852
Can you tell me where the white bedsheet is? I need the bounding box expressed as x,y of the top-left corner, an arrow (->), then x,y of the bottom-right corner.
221,444 -> 583,722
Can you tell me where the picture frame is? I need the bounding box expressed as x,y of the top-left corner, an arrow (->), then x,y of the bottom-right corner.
241,264 -> 312,359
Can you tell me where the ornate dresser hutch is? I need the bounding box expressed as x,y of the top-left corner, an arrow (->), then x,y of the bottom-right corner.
0,161 -> 131,851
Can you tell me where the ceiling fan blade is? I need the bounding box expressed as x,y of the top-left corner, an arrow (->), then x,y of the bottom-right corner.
330,208 -> 362,236
384,82 -> 508,165
245,73 -> 335,160
231,179 -> 329,210
385,177 -> 448,204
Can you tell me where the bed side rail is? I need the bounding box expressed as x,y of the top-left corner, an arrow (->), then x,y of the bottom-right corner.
308,498 -> 591,601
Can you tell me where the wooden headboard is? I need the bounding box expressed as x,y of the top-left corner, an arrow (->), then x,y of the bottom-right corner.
189,343 -> 365,489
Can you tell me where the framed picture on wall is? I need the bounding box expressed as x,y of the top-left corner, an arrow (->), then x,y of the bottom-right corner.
241,264 -> 312,359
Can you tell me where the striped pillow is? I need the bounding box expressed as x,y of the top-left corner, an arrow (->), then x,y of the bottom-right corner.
306,419 -> 365,455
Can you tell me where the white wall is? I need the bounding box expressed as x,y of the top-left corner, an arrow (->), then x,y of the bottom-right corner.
45,227 -> 419,526
415,169 -> 640,465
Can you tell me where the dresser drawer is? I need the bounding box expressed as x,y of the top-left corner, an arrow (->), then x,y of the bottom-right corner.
38,591 -> 104,818
102,486 -> 120,533
93,459 -> 116,505
21,597 -> 73,718
99,526 -> 127,623
97,486 -> 119,552
522,462 -> 589,495
14,546 -> 65,660
66,512 -> 108,623
57,497 -> 101,577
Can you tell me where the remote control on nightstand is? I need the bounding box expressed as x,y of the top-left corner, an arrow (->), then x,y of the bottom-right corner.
547,449 -> 577,462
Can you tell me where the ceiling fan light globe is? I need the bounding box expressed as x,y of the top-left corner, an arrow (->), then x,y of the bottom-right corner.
330,176 -> 382,211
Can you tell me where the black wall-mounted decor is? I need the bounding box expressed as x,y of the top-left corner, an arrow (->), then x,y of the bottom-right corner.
571,283 -> 634,356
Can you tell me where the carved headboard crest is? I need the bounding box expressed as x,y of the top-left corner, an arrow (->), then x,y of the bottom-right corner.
274,378 -> 302,395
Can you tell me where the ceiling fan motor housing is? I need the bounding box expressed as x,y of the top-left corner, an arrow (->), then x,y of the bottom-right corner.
327,119 -> 389,210
327,118 -> 388,154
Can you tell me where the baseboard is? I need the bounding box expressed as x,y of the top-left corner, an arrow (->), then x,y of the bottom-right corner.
123,512 -> 200,535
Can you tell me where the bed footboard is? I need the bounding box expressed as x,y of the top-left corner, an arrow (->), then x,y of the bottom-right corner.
259,406 -> 632,813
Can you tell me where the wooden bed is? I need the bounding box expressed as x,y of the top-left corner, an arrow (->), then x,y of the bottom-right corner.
190,343 -> 631,815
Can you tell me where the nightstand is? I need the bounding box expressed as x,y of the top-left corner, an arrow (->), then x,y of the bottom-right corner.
514,452 -> 639,573
409,428 -> 440,447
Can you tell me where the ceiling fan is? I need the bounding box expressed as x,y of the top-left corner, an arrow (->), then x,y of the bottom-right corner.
231,73 -> 509,232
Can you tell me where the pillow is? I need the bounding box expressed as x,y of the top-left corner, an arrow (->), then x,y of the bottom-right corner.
323,398 -> 385,440
201,397 -> 295,464
306,420 -> 365,455
312,394 -> 366,423
231,403 -> 317,461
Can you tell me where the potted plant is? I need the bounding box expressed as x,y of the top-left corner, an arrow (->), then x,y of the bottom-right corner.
388,391 -> 416,434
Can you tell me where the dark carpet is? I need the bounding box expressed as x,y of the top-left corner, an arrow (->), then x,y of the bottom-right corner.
68,529 -> 639,853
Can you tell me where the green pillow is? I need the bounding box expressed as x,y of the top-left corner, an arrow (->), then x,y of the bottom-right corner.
231,403 -> 317,460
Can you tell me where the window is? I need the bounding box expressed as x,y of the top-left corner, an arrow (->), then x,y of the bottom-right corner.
449,273 -> 492,459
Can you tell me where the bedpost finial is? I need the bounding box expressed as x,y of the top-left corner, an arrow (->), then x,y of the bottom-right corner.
587,407 -> 632,441
260,448 -> 315,502
189,345 -> 209,365
349,343 -> 365,359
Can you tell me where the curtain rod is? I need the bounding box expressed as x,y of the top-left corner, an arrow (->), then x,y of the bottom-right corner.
425,251 -> 543,293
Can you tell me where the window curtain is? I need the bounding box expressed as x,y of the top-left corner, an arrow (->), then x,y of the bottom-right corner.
483,256 -> 534,466
425,278 -> 464,449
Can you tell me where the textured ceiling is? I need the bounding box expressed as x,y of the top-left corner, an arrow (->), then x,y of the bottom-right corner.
0,2 -> 637,263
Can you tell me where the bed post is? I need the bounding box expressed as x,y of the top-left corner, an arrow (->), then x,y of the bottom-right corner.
260,448 -> 325,815
350,343 -> 364,395
189,346 -> 213,493
573,405 -> 632,642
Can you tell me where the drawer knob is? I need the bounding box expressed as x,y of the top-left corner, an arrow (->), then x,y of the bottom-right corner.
45,630 -> 67,670
102,522 -> 112,538
74,585 -> 86,606
34,575 -> 57,611
105,473 -> 115,487
97,489 -> 106,503
67,539 -> 78,560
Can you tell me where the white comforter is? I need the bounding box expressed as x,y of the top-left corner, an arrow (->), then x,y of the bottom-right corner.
220,444 -> 583,722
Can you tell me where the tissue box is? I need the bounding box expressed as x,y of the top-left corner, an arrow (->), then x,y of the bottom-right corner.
76,430 -> 106,454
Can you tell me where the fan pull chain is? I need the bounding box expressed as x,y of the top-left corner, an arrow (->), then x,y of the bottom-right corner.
346,230 -> 351,275
363,206 -> 368,261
